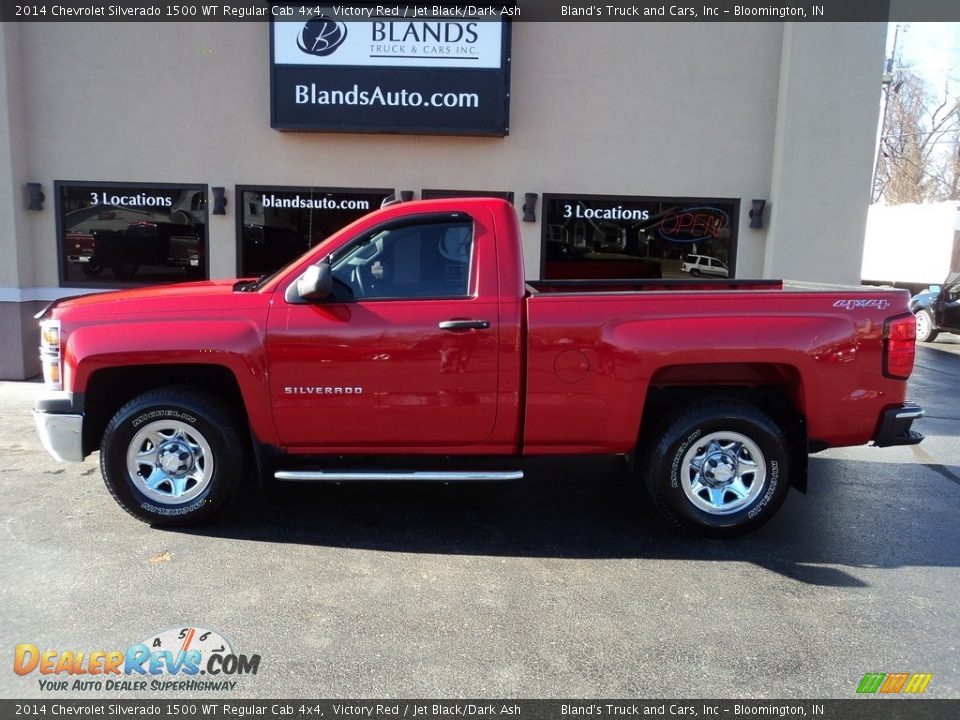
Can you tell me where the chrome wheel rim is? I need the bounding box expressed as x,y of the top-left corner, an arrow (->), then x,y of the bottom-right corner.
681,431 -> 766,515
125,420 -> 214,505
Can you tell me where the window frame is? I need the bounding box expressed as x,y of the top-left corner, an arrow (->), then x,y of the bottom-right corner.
540,192 -> 741,281
323,212 -> 479,303
235,184 -> 393,278
54,180 -> 209,289
421,189 -> 514,205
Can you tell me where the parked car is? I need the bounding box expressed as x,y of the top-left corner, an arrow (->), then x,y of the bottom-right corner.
910,272 -> 960,342
77,221 -> 204,280
125,221 -> 205,277
65,232 -> 103,277
681,254 -> 729,277
34,198 -> 923,537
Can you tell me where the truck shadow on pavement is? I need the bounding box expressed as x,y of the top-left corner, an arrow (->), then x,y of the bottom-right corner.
170,454 -> 960,589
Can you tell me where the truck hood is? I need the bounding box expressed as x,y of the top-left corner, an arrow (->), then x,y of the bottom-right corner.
46,280 -> 269,321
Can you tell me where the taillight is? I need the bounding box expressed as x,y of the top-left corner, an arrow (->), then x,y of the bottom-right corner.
39,319 -> 62,390
883,314 -> 917,380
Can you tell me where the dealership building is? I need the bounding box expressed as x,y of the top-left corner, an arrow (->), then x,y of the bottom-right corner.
0,15 -> 886,379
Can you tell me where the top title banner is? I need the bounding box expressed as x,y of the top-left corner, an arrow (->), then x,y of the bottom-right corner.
6,0 -> 960,21
7,1 -> 960,22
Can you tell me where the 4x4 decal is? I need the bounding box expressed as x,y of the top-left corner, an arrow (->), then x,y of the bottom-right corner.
833,299 -> 891,311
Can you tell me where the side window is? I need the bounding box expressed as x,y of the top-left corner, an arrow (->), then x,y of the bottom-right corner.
330,219 -> 474,300
946,278 -> 960,302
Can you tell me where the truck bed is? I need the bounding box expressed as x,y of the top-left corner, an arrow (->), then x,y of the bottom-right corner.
522,282 -> 912,454
527,278 -> 783,294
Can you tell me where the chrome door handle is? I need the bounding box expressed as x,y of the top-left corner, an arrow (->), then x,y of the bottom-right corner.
438,319 -> 491,331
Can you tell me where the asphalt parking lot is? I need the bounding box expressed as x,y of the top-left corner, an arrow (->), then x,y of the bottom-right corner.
1,342 -> 958,700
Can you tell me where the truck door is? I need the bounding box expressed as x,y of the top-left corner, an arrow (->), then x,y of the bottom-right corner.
266,211 -> 501,450
936,274 -> 960,331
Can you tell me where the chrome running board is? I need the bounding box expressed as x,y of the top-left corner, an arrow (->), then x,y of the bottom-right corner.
274,470 -> 524,482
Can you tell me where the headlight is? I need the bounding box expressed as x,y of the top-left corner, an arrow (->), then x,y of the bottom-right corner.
39,320 -> 62,390
41,323 -> 60,348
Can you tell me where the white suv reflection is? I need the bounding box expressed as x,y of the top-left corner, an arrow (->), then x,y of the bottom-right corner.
681,254 -> 729,278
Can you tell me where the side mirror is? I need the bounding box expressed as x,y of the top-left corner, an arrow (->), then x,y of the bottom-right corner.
287,261 -> 332,303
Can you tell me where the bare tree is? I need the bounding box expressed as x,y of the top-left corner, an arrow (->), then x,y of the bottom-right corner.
873,68 -> 960,204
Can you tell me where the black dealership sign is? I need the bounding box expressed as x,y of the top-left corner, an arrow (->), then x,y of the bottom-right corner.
270,5 -> 512,136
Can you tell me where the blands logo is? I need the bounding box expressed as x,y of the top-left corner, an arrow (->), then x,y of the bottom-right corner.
856,672 -> 933,695
273,15 -> 504,70
297,17 -> 348,56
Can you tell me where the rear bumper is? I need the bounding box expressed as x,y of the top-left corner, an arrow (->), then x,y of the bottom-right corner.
873,402 -> 924,448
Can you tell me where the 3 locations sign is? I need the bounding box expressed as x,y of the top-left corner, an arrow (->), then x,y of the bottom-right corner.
270,4 -> 512,135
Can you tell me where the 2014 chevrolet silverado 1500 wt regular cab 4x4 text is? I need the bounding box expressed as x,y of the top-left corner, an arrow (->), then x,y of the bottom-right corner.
33,198 -> 924,536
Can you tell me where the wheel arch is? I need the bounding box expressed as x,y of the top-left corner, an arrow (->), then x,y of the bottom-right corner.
81,364 -> 249,458
638,363 -> 808,492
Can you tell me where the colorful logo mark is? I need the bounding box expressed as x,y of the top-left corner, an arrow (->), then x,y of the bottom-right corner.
856,672 -> 933,695
13,627 -> 259,678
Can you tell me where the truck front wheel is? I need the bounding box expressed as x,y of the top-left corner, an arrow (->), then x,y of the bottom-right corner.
643,401 -> 790,536
100,388 -> 243,525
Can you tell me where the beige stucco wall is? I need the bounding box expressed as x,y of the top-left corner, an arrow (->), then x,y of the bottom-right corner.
764,23 -> 886,283
0,20 -> 886,378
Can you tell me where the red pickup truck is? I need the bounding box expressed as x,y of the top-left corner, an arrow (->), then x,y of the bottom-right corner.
33,198 -> 923,536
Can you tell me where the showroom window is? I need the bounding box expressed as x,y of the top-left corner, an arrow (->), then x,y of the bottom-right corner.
541,194 -> 739,280
237,186 -> 393,277
422,189 -> 514,204
56,182 -> 208,288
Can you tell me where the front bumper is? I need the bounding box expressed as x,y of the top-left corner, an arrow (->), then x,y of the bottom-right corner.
873,402 -> 924,448
33,412 -> 84,462
33,390 -> 85,462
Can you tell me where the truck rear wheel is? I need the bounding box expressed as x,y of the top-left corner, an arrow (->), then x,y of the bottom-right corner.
100,388 -> 243,525
643,401 -> 790,536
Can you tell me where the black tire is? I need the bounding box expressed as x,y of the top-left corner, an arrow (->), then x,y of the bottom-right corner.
81,261 -> 104,277
100,387 -> 244,525
915,309 -> 939,343
112,260 -> 138,280
690,268 -> 701,277
643,401 -> 790,536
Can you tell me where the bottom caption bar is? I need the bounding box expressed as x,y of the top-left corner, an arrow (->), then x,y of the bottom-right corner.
3,700 -> 957,720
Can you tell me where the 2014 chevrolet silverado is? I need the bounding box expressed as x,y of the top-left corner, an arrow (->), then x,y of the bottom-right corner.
33,198 -> 924,535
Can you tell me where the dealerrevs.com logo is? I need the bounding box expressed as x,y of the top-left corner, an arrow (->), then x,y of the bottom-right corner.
297,17 -> 348,56
13,627 -> 260,692
856,672 -> 933,695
